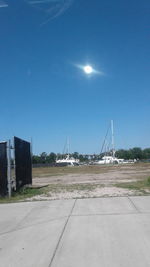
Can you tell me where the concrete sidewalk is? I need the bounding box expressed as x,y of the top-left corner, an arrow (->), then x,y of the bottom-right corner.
0,196 -> 150,267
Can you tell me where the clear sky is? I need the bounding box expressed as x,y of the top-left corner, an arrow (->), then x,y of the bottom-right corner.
0,0 -> 150,154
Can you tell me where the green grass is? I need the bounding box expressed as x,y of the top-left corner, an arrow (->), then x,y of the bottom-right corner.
116,176 -> 150,192
0,187 -> 45,203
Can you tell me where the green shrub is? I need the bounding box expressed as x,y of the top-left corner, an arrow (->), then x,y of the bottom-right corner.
147,177 -> 150,185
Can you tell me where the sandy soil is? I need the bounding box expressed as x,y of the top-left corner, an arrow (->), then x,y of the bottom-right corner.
29,164 -> 150,200
33,164 -> 150,186
28,187 -> 139,201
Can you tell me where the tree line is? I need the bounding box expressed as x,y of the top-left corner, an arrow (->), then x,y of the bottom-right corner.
115,147 -> 150,160
32,147 -> 150,164
32,152 -> 90,164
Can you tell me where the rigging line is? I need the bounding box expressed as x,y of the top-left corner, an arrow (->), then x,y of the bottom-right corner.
62,138 -> 67,155
100,123 -> 111,155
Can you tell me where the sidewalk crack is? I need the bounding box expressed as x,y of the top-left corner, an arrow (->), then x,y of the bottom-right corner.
48,199 -> 77,267
128,196 -> 139,213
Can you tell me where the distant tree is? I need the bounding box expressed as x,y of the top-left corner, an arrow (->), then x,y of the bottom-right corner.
79,154 -> 84,162
143,148 -> 150,159
116,149 -> 132,160
130,147 -> 143,159
32,155 -> 41,164
40,152 -> 47,163
116,147 -> 143,160
72,152 -> 79,159
48,152 -> 56,163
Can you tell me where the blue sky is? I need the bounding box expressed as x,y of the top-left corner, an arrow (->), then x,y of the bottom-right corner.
0,0 -> 150,154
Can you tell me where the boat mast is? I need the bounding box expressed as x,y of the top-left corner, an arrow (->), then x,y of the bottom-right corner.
67,137 -> 70,159
111,120 -> 115,158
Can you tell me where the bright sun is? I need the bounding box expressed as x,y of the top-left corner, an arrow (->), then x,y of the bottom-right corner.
83,65 -> 93,74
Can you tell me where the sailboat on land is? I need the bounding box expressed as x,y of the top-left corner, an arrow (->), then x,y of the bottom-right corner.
97,120 -> 124,164
56,138 -> 79,166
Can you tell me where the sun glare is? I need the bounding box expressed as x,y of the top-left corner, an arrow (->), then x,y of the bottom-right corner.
83,65 -> 93,74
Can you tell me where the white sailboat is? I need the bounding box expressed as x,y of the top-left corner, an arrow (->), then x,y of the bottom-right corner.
97,120 -> 124,164
56,138 -> 79,166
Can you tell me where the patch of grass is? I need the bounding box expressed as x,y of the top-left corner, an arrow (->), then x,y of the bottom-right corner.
115,176 -> 150,192
147,176 -> 150,185
0,187 -> 46,203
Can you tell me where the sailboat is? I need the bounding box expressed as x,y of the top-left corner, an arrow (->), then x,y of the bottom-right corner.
97,120 -> 124,164
56,138 -> 79,166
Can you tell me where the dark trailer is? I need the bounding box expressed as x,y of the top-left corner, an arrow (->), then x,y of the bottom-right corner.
14,137 -> 32,190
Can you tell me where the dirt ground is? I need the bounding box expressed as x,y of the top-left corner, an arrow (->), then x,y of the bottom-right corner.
29,163 -> 150,200
33,163 -> 150,186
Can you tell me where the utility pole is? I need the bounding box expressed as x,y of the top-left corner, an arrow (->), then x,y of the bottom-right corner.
7,139 -> 11,198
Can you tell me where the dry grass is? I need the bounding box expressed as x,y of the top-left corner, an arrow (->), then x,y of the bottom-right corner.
1,162 -> 150,203
116,176 -> 150,192
32,164 -> 128,178
32,162 -> 150,196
